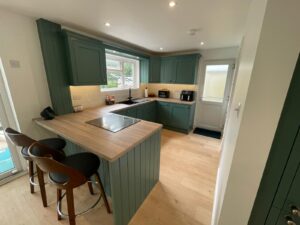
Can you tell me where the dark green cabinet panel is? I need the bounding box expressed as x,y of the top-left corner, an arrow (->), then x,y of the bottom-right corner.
158,101 -> 195,133
160,57 -> 177,83
114,101 -> 195,133
136,102 -> 156,122
126,107 -> 138,118
36,19 -> 73,115
140,59 -> 149,83
64,31 -> 107,85
176,55 -> 200,84
157,102 -> 172,126
140,57 -> 161,84
170,105 -> 190,129
160,54 -> 200,84
149,56 -> 161,83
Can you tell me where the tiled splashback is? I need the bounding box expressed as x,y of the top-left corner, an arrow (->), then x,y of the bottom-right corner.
69,83 -> 196,109
70,84 -> 146,109
146,83 -> 197,99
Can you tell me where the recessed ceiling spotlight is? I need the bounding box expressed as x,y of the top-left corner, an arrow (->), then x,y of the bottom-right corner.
200,42 -> 205,46
169,1 -> 176,7
160,47 -> 164,51
105,22 -> 111,27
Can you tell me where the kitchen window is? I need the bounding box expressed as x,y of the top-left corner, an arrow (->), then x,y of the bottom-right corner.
101,51 -> 140,91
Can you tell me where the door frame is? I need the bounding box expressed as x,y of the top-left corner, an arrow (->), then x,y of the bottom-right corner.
0,58 -> 24,180
249,54 -> 300,224
195,59 -> 236,132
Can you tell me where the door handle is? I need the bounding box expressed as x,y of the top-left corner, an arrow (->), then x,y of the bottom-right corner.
291,206 -> 300,217
286,216 -> 297,225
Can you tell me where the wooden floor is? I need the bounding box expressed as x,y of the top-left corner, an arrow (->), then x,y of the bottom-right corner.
0,129 -> 220,225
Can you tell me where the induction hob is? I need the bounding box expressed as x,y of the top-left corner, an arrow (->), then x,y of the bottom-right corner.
86,114 -> 140,133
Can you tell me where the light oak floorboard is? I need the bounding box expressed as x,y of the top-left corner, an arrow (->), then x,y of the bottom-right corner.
0,129 -> 220,225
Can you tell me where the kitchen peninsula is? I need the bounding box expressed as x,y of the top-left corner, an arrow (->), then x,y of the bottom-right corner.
35,103 -> 162,225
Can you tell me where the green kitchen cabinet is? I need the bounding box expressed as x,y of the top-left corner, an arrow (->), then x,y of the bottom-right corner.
140,58 -> 150,83
170,104 -> 190,130
157,101 -> 195,133
160,54 -> 200,84
149,56 -> 161,83
63,30 -> 107,85
140,57 -> 161,84
175,54 -> 200,84
157,101 -> 172,126
126,107 -> 138,118
160,57 -> 177,83
136,101 -> 157,122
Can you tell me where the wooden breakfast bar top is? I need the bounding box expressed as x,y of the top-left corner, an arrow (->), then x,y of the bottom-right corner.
35,103 -> 162,162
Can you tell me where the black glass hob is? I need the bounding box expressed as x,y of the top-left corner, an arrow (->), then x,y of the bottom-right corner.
86,114 -> 140,133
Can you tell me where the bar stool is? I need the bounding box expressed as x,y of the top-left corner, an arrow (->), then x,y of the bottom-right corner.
28,141 -> 111,225
4,127 -> 66,207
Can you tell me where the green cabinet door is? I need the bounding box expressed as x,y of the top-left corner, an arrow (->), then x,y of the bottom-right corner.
157,101 -> 172,126
170,104 -> 190,130
160,57 -> 177,83
136,102 -> 157,122
64,30 -> 107,85
149,56 -> 161,83
140,58 -> 149,83
175,54 -> 200,84
126,107 -> 137,118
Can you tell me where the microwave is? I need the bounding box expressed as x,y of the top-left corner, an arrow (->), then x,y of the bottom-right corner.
158,90 -> 170,98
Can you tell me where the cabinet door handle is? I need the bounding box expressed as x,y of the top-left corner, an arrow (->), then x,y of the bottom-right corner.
292,206 -> 300,217
286,216 -> 297,225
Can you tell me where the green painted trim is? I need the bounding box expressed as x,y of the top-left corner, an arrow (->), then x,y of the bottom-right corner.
249,54 -> 300,224
36,19 -> 73,115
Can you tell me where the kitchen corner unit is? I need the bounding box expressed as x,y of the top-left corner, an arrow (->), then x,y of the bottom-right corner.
35,105 -> 162,225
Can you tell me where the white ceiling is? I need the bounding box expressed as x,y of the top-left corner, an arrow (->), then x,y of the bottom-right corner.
0,0 -> 251,53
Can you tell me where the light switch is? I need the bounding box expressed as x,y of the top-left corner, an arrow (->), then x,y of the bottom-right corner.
9,60 -> 21,68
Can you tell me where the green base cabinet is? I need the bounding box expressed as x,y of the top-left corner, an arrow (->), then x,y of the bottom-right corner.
63,30 -> 107,85
64,129 -> 161,225
157,101 -> 195,133
109,130 -> 161,225
115,100 -> 195,134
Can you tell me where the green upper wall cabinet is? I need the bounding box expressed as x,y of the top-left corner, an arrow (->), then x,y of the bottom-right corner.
63,30 -> 107,85
176,54 -> 200,84
160,54 -> 200,84
149,56 -> 161,83
160,57 -> 177,83
140,56 -> 161,83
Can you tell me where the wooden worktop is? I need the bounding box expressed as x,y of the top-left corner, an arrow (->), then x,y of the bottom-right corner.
35,103 -> 162,162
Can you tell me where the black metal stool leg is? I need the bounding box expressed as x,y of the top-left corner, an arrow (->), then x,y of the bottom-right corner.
28,160 -> 34,193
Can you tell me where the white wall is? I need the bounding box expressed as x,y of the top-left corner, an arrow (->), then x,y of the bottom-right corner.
211,0 -> 268,224
0,9 -> 53,140
214,0 -> 300,224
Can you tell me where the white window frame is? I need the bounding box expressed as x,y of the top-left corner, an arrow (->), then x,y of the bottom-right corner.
101,53 -> 140,92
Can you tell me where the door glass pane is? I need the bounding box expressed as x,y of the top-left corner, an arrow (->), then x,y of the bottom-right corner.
0,128 -> 15,174
202,64 -> 229,103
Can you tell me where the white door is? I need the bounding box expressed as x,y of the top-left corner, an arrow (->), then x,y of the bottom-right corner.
195,60 -> 235,132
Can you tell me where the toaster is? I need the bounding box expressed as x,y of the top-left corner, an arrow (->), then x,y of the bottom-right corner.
158,90 -> 170,98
